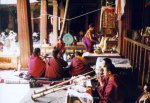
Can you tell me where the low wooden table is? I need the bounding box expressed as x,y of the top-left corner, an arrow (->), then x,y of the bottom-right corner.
83,52 -> 120,65
95,57 -> 131,74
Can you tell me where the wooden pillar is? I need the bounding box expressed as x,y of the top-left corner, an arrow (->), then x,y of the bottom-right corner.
121,0 -> 132,56
17,0 -> 33,69
118,20 -> 122,55
124,0 -> 132,33
60,1 -> 65,29
31,10 -> 34,33
60,2 -> 67,33
40,0 -> 48,44
53,0 -> 58,44
8,13 -> 14,30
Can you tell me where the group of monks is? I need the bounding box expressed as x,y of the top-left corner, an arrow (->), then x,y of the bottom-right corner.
96,58 -> 150,103
27,47 -> 95,80
27,47 -> 150,103
27,46 -> 125,103
27,23 -> 150,102
82,24 -> 127,102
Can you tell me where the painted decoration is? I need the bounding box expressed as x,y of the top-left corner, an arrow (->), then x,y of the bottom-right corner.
63,33 -> 74,45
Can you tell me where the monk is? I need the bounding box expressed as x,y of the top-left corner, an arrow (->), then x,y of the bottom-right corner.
28,48 -> 46,78
82,24 -> 97,53
69,51 -> 95,76
97,63 -> 126,103
45,47 -> 68,80
98,58 -> 112,77
101,58 -> 112,68
56,38 -> 65,58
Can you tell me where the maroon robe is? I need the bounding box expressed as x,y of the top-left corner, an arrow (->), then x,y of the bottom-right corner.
56,39 -> 65,57
69,56 -> 94,76
28,54 -> 46,78
45,57 -> 68,79
97,74 -> 125,103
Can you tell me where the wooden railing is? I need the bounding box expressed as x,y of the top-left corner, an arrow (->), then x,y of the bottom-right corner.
123,37 -> 150,86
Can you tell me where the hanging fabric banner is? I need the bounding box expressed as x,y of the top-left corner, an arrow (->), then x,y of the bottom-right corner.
100,6 -> 116,34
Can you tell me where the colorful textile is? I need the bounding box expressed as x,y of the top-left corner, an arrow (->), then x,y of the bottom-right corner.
100,6 -> 116,31
45,57 -> 68,79
28,54 -> 46,78
82,36 -> 93,53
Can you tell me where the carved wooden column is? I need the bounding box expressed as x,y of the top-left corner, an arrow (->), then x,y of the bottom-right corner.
116,0 -> 124,55
118,20 -> 122,54
60,2 -> 67,33
17,0 -> 33,69
40,0 -> 48,44
31,10 -> 34,33
53,0 -> 58,44
121,0 -> 132,56
60,1 -> 64,28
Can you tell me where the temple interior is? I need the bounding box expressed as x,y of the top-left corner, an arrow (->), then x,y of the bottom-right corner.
0,0 -> 150,103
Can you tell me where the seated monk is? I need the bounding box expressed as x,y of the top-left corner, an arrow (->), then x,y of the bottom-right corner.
97,63 -> 127,103
45,47 -> 68,80
69,51 -> 95,76
28,48 -> 46,78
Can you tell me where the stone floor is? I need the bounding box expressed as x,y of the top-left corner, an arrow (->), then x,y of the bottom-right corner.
0,83 -> 29,103
0,70 -> 67,103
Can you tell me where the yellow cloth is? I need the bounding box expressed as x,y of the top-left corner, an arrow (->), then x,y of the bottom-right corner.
85,28 -> 94,41
98,37 -> 109,52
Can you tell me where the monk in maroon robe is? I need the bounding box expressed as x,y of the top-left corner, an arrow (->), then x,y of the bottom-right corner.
97,64 -> 126,103
28,48 -> 46,78
69,52 -> 95,76
45,47 -> 68,79
56,39 -> 65,58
